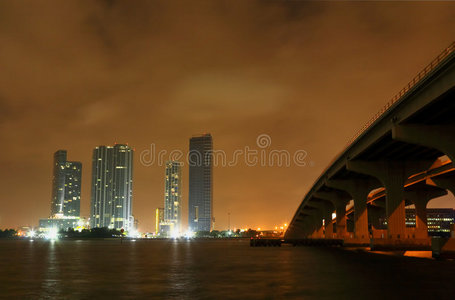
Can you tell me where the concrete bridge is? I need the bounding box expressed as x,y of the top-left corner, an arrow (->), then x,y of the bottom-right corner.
285,41 -> 455,251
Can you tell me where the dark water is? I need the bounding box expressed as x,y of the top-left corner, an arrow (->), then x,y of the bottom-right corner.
1,239 -> 455,299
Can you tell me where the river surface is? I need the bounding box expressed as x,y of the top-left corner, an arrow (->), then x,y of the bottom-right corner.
1,239 -> 455,299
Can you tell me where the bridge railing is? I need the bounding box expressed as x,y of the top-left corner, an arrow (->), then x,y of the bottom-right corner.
347,41 -> 455,146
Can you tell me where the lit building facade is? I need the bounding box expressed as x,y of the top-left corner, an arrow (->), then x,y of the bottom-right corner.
40,150 -> 82,231
163,161 -> 183,234
39,218 -> 80,231
50,150 -> 82,218
188,133 -> 213,232
90,144 -> 134,231
405,208 -> 455,237
155,208 -> 164,234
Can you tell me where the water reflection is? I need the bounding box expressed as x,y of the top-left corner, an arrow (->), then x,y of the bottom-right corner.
167,240 -> 197,298
1,239 -> 455,298
41,241 -> 61,298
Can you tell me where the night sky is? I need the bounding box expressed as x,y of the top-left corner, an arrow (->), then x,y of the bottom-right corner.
1,1 -> 455,232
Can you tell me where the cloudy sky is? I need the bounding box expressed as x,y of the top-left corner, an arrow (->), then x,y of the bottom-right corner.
1,0 -> 455,232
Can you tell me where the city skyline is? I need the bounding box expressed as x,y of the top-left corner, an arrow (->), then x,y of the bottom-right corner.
2,1 -> 455,232
39,137 -> 299,233
3,2 -> 455,298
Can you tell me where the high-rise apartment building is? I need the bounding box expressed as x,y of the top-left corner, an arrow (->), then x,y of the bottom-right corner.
50,150 -> 82,218
40,150 -> 82,231
163,161 -> 182,234
90,144 -> 134,231
188,133 -> 213,232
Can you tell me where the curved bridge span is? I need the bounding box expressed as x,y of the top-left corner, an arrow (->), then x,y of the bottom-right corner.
286,42 -> 455,249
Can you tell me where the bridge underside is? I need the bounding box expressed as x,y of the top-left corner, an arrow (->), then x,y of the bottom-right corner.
286,42 -> 455,251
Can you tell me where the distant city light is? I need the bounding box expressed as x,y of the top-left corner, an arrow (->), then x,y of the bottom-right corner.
46,228 -> 59,240
184,230 -> 195,238
170,229 -> 179,239
128,229 -> 141,238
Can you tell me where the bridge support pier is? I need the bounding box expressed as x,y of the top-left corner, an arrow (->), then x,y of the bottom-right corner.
295,217 -> 312,238
307,199 -> 334,239
314,191 -> 350,239
335,204 -> 347,238
310,213 -> 325,239
368,204 -> 386,238
315,223 -> 324,238
326,178 -> 381,244
300,207 -> 326,238
286,221 -> 305,239
405,185 -> 447,239
325,219 -> 334,239
347,160 -> 432,240
302,214 -> 317,238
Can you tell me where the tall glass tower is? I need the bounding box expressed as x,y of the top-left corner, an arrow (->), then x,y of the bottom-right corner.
90,144 -> 134,231
163,161 -> 182,234
50,150 -> 82,218
188,133 -> 213,232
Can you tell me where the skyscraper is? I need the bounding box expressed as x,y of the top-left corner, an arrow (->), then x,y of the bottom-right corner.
163,161 -> 182,234
50,150 -> 82,218
90,144 -> 134,231
188,133 -> 213,232
40,150 -> 82,231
